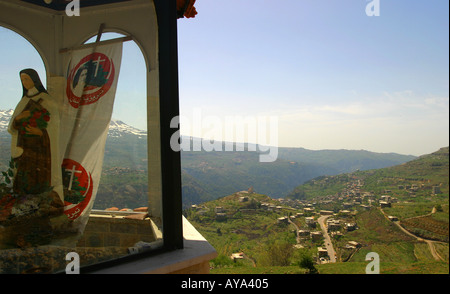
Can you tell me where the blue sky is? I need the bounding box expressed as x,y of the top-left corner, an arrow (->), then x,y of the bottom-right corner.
0,0 -> 448,156
177,0 -> 449,156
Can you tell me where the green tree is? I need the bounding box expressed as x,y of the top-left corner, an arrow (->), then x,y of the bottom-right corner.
298,252 -> 318,274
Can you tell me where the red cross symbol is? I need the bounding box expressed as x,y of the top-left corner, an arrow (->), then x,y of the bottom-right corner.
62,158 -> 93,220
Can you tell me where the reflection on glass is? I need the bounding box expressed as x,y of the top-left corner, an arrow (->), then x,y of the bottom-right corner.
0,32 -> 162,274
2,69 -> 66,248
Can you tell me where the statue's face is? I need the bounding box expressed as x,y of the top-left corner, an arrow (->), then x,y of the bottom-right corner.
20,73 -> 34,90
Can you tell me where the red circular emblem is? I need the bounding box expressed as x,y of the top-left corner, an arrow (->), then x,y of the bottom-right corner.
62,158 -> 94,220
66,52 -> 115,108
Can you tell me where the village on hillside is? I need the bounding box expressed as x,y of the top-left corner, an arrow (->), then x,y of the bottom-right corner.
187,172 -> 447,266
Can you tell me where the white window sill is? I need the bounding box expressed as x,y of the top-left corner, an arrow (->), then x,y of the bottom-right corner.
87,216 -> 217,274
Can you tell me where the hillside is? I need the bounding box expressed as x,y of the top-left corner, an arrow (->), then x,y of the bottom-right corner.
287,147 -> 449,202
185,147 -> 449,274
277,147 -> 416,174
184,192 -> 307,270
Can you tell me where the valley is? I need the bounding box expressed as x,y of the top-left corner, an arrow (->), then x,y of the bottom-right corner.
0,109 -> 417,209
0,110 -> 448,274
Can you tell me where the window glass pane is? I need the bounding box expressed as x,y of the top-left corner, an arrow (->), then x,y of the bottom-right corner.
0,28 -> 162,274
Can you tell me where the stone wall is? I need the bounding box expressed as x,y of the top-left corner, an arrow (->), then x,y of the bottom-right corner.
76,215 -> 157,248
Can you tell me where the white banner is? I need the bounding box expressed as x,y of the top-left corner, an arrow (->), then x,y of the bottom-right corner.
60,43 -> 122,230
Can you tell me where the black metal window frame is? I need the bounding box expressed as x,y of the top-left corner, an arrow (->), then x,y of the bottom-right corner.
155,0 -> 184,251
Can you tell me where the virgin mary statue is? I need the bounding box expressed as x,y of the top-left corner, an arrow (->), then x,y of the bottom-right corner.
8,69 -> 63,210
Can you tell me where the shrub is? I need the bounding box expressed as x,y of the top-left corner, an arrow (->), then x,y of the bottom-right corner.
298,253 -> 318,274
259,240 -> 294,266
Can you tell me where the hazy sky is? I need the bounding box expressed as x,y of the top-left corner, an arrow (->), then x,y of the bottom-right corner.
0,0 -> 448,156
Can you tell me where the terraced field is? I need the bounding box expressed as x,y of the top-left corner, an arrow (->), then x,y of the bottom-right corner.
401,214 -> 449,242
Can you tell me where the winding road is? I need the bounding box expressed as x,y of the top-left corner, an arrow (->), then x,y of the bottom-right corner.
317,215 -> 337,263
379,207 -> 446,262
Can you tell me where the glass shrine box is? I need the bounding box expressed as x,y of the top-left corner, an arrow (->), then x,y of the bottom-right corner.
0,0 -> 216,274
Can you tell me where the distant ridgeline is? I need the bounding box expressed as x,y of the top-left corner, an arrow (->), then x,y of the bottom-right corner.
287,146 -> 449,202
0,109 -> 419,209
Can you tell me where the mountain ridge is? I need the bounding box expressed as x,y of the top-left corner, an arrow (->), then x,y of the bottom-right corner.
0,109 -> 417,208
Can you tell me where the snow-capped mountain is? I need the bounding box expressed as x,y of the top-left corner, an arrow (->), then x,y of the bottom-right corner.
0,109 -> 147,138
108,119 -> 147,138
0,109 -> 14,132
